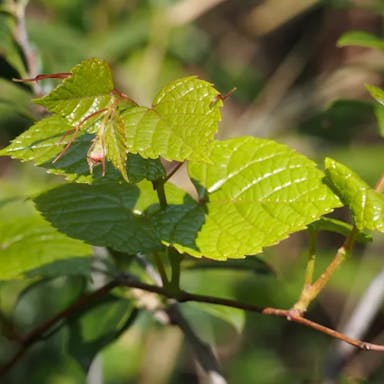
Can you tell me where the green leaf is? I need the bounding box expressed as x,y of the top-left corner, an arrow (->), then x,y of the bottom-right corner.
374,104 -> 384,137
0,114 -> 165,183
122,76 -> 222,162
0,212 -> 91,280
34,58 -> 115,125
325,157 -> 384,232
155,137 -> 341,260
308,217 -> 372,243
102,111 -> 129,180
366,84 -> 384,106
67,295 -> 137,371
34,182 -> 162,254
337,31 -> 384,50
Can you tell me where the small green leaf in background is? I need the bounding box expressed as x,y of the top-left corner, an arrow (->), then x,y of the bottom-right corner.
155,136 -> 342,260
0,12 -> 28,78
67,295 -> 137,372
366,84 -> 384,106
337,30 -> 384,50
122,76 -> 222,162
366,84 -> 384,137
325,157 -> 384,232
0,208 -> 91,280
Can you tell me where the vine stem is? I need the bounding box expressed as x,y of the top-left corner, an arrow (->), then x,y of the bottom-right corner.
2,273 -> 384,376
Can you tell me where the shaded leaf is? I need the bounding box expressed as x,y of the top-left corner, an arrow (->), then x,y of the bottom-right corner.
325,157 -> 384,232
337,30 -> 384,50
34,182 -> 162,254
67,295 -> 137,371
155,137 -> 341,260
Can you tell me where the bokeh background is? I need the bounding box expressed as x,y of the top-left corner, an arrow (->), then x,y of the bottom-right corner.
1,0 -> 384,383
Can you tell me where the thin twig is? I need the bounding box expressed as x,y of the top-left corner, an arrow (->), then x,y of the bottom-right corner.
2,273 -> 384,377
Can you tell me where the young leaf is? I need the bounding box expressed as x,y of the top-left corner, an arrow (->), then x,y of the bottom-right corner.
34,58 -> 115,124
0,214 -> 91,280
102,109 -> 129,180
337,30 -> 384,51
325,157 -> 384,232
0,114 -> 165,183
155,137 -> 342,260
122,76 -> 222,162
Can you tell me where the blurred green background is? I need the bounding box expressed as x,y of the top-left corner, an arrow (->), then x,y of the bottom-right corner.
1,0 -> 384,383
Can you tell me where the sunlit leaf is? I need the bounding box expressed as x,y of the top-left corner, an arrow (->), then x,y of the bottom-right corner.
122,76 -> 222,162
366,84 -> 384,106
325,157 -> 384,232
155,137 -> 342,260
34,58 -> 115,125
